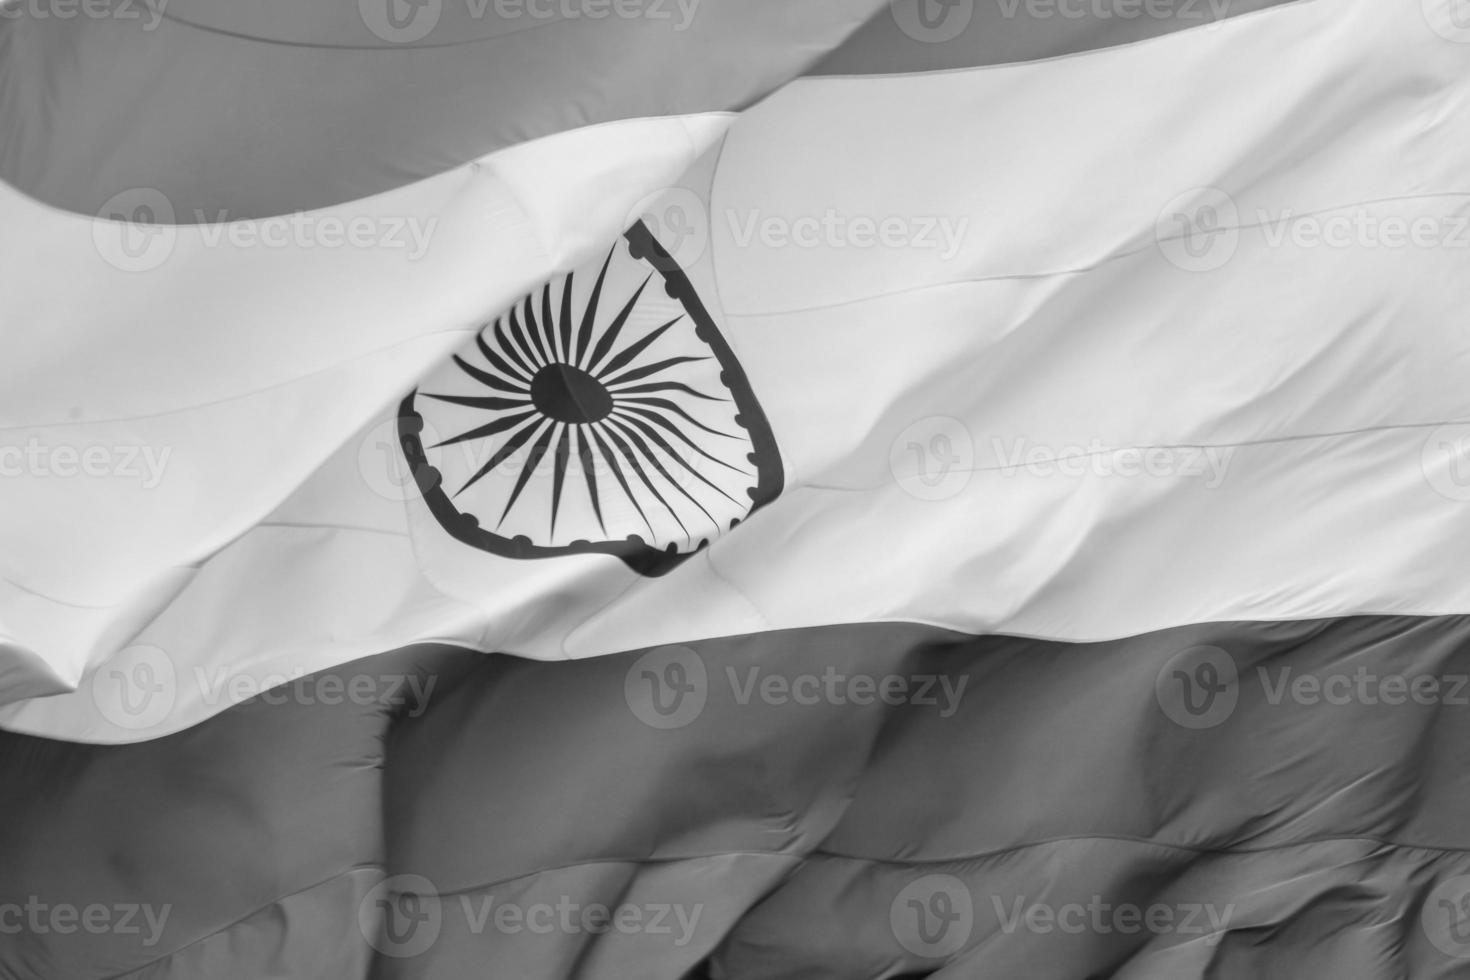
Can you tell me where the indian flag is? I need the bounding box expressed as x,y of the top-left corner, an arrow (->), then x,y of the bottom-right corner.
4,0 -> 1470,977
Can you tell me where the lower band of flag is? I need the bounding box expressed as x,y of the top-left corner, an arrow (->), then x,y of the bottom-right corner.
5,613 -> 1470,978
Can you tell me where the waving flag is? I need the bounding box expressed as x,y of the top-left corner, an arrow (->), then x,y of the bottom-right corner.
5,0 -> 1470,978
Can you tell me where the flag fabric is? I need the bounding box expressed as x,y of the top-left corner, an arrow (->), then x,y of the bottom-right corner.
5,0 -> 1470,977
0,0 -> 887,218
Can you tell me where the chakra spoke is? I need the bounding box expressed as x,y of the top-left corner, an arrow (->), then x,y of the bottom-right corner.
613,404 -> 751,477
522,295 -> 554,367
574,246 -> 616,368
540,283 -> 561,363
574,427 -> 606,536
612,411 -> 745,504
424,393 -> 531,412
584,275 -> 652,374
557,272 -> 575,368
594,314 -> 683,381
588,424 -> 655,538
497,420 -> 557,527
507,304 -> 546,370
548,425 -> 571,538
490,320 -> 537,382
434,408 -> 539,450
607,380 -> 726,401
453,414 -> 546,496
605,417 -> 718,529
617,396 -> 738,439
602,355 -> 710,388
453,354 -> 525,394
600,421 -> 688,536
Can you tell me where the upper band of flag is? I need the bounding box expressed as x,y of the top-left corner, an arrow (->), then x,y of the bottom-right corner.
0,0 -> 1306,223
812,0 -> 1300,76
0,0 -> 885,221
